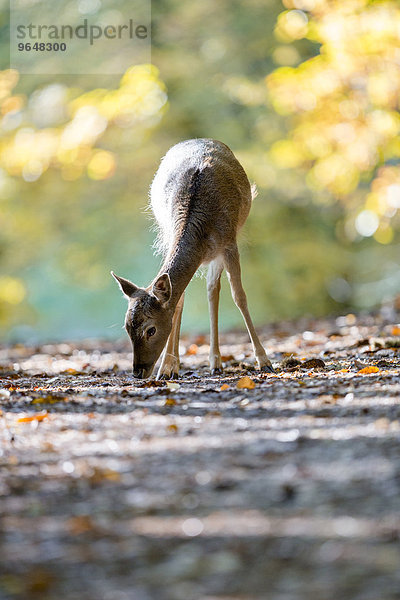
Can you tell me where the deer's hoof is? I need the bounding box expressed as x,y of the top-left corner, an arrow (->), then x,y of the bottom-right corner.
211,367 -> 223,375
260,364 -> 275,374
157,371 -> 179,381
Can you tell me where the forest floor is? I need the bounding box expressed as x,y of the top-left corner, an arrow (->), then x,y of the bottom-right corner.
1,312 -> 400,600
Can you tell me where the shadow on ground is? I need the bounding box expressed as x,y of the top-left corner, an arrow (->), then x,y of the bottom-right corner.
1,314 -> 400,600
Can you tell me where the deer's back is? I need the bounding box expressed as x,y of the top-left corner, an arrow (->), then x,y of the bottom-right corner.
150,139 -> 252,260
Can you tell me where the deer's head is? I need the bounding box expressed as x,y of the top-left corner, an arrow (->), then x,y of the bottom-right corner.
112,272 -> 174,378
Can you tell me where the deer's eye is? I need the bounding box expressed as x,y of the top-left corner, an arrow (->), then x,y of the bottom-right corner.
147,326 -> 156,338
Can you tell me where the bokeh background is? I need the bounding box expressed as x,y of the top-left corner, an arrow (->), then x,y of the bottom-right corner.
1,0 -> 400,342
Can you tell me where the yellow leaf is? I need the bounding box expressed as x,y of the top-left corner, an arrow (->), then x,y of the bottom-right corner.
164,398 -> 177,406
220,383 -> 230,391
32,395 -> 66,404
167,423 -> 178,433
63,368 -> 80,375
18,411 -> 48,423
236,376 -> 256,389
357,366 -> 379,374
391,326 -> 400,336
89,467 -> 121,484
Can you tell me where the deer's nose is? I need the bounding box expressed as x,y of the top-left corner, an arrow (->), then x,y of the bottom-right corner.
133,367 -> 145,378
133,364 -> 152,378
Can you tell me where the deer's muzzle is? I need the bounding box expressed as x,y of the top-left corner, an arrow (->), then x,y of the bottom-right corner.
132,364 -> 153,379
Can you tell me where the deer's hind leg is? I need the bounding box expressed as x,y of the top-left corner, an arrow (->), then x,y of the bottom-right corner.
156,292 -> 185,380
207,256 -> 224,374
223,244 -> 274,373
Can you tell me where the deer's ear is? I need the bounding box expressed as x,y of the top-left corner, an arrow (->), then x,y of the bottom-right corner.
111,271 -> 139,298
152,273 -> 172,305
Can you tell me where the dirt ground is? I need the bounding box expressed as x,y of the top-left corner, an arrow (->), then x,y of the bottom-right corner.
1,312 -> 400,600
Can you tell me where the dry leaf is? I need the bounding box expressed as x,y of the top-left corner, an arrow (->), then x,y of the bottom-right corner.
32,395 -> 66,404
186,344 -> 198,355
281,356 -> 301,369
236,376 -> 256,390
357,366 -> 379,375
302,358 -> 325,369
166,382 -> 180,391
391,325 -> 400,336
18,411 -> 48,423
89,467 -> 121,484
220,383 -> 230,391
167,423 -> 178,433
67,515 -> 94,535
164,398 -> 177,406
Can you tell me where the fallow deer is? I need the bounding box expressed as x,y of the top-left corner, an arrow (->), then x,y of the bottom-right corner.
112,138 -> 274,379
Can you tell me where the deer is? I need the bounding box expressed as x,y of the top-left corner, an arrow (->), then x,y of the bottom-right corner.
112,138 -> 274,379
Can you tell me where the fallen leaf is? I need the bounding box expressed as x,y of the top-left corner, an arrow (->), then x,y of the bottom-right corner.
186,344 -> 198,355
32,395 -> 66,404
221,354 -> 235,362
220,383 -> 230,391
167,423 -> 178,433
89,467 -> 121,484
357,366 -> 379,375
27,567 -> 54,594
236,376 -> 256,389
67,515 -> 94,535
17,411 -> 48,423
302,358 -> 325,369
281,356 -> 301,369
391,325 -> 400,336
142,380 -> 165,388
164,397 -> 177,406
166,382 -> 180,391
62,368 -> 80,375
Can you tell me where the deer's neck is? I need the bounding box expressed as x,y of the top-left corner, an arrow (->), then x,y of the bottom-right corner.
157,231 -> 204,307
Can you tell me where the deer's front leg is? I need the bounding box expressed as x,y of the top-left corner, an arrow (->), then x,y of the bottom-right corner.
207,257 -> 224,374
156,293 -> 184,380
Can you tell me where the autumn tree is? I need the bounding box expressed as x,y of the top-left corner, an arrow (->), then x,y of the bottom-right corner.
267,0 -> 400,244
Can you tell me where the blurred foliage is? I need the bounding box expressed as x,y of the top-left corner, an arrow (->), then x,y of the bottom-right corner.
267,0 -> 400,245
1,0 -> 400,341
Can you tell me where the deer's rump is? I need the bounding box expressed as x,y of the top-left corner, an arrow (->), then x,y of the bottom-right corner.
150,139 -> 252,261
